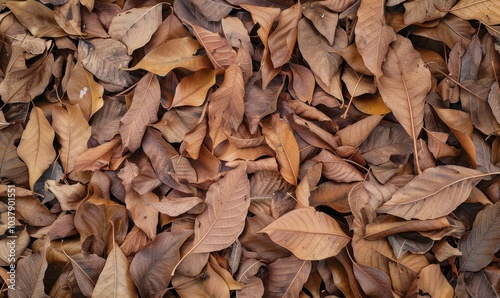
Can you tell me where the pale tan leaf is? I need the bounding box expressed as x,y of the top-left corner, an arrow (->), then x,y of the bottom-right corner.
66,62 -> 104,120
336,114 -> 384,147
5,1 -> 66,37
119,72 -> 161,153
53,0 -> 83,36
93,241 -> 138,297
52,104 -> 91,175
378,165 -> 491,220
412,15 -> 475,48
108,4 -> 162,54
125,190 -> 159,240
171,68 -> 216,108
417,264 -> 454,297
17,107 -> 56,190
403,0 -> 456,24
341,66 -> 377,97
450,0 -> 500,25
364,216 -> 451,240
268,1 -> 301,68
303,2 -> 338,46
310,181 -> 356,213
129,37 -> 211,75
189,0 -> 233,22
46,180 -> 87,211
261,114 -> 300,186
78,38 -> 133,87
354,0 -> 397,77
153,196 -> 204,217
260,207 -> 350,260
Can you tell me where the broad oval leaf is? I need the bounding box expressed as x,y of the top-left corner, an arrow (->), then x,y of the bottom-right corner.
261,113 -> 300,186
311,149 -> 364,183
78,38 -> 133,88
450,0 -> 500,25
459,201 -> 500,272
417,264 -> 454,297
108,4 -> 162,55
130,231 -> 192,297
17,107 -> 56,190
171,68 -> 216,108
377,165 -> 490,220
129,37 -> 211,76
6,1 -> 66,37
119,72 -> 161,153
260,207 -> 351,260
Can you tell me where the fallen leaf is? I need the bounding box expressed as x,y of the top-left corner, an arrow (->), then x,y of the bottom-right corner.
17,107 -> 56,190
260,207 -> 350,260
459,201 -> 500,272
378,165 -> 491,220
190,23 -> 236,69
450,0 -> 500,25
120,72 -> 161,153
93,240 -> 138,297
171,68 -> 216,108
108,4 -> 162,54
130,231 -> 191,297
268,1 -> 301,68
261,113 -> 300,186
78,38 -> 133,88
6,1 -> 66,37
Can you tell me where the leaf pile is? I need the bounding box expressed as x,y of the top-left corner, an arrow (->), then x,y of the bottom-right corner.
1,0 -> 500,297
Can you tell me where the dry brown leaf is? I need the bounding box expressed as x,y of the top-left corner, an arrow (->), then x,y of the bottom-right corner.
260,207 -> 350,260
0,52 -> 54,104
120,72 -> 161,153
6,1 -> 66,37
52,104 -> 92,175
244,74 -> 284,134
378,165 -> 492,220
459,201 -> 500,272
261,113 -> 300,186
0,125 -> 28,186
297,18 -> 345,98
93,240 -> 138,297
190,23 -> 237,69
108,4 -> 162,55
66,62 -> 104,120
450,0 -> 500,25
129,37 -> 211,75
54,0 -> 84,36
354,0 -> 397,78
78,38 -> 133,88
337,114 -> 384,147
265,255 -> 311,298
311,149 -> 364,183
130,231 -> 192,297
376,35 -> 431,173
403,0 -> 456,24
268,1 -> 301,68
171,68 -> 216,108
17,107 -> 56,190
352,262 -> 394,298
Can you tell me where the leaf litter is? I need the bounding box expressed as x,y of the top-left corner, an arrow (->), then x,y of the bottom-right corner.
0,0 -> 500,297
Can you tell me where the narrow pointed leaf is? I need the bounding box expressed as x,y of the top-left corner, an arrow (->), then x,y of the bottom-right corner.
17,107 -> 56,190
